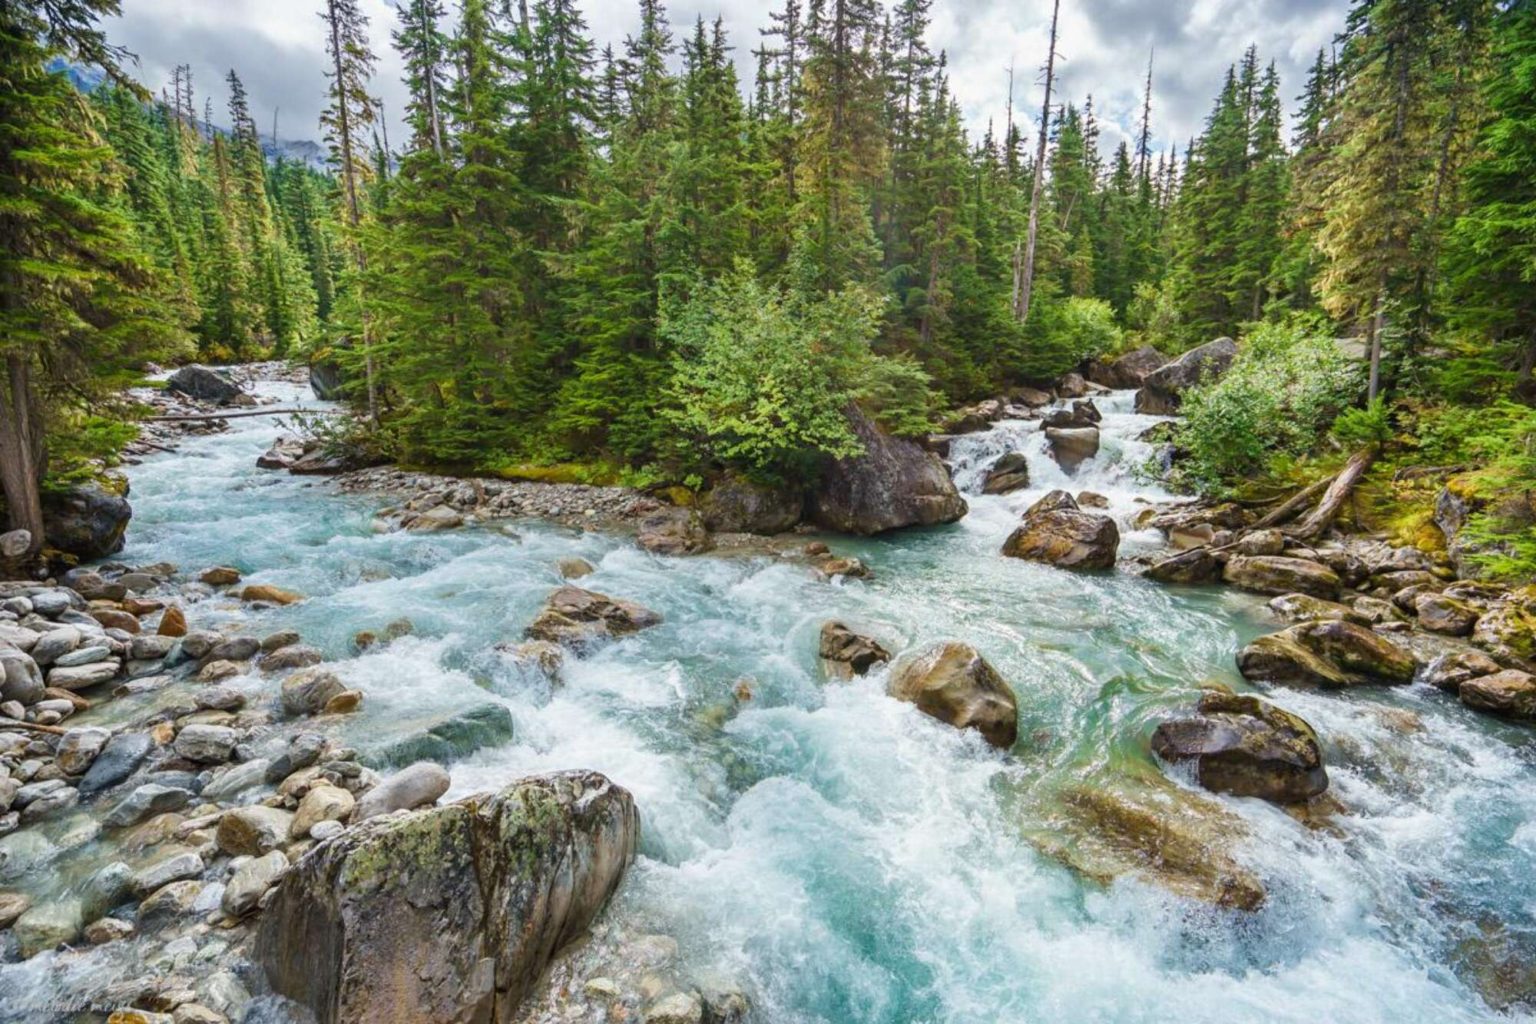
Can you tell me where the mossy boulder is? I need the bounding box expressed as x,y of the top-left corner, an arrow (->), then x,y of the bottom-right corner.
697,473 -> 802,535
1268,593 -> 1369,626
1222,555 -> 1341,600
256,771 -> 638,1024
887,642 -> 1018,749
1472,597 -> 1536,671
1414,593 -> 1480,636
1144,547 -> 1223,585
1152,689 -> 1328,804
1237,620 -> 1417,688
807,404 -> 967,535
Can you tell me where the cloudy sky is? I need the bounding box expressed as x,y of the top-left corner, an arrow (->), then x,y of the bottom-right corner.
105,0 -> 1348,159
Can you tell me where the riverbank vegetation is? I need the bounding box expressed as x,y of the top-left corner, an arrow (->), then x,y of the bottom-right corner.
0,0 -> 1532,572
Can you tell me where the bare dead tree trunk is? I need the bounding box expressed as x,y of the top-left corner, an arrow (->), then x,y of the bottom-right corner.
1249,472 -> 1336,531
1286,448 -> 1375,540
1015,0 -> 1060,324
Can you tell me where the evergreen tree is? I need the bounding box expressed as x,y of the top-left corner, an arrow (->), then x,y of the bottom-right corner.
0,0 -> 187,551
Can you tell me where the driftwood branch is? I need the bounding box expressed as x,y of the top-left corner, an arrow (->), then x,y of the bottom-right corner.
1285,448 -> 1376,540
143,407 -> 343,423
0,717 -> 69,736
1250,473 -> 1336,530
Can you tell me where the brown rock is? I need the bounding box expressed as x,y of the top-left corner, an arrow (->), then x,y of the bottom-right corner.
240,584 -> 304,606
887,642 -> 1018,749
1152,689 -> 1328,804
818,622 -> 892,680
1001,491 -> 1118,571
1460,670 -> 1536,720
1222,555 -> 1341,599
157,606 -> 188,637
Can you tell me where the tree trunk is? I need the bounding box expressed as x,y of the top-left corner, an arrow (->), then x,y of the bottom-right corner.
1015,0 -> 1060,324
1250,472 -> 1336,531
1366,290 -> 1385,403
1286,448 -> 1375,540
0,355 -> 45,554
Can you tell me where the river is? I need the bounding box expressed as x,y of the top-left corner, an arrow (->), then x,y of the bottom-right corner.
8,381 -> 1535,1022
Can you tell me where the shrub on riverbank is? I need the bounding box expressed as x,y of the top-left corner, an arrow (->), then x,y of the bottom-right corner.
1172,318 -> 1363,493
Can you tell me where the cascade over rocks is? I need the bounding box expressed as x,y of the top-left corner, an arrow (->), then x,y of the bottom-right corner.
807,404 -> 967,535
1152,689 -> 1328,804
1237,620 -> 1417,688
256,771 -> 638,1024
1134,337 -> 1237,414
166,364 -> 242,405
980,453 -> 1031,495
1041,400 -> 1102,430
1002,491 -> 1119,570
42,482 -> 132,561
886,641 -> 1018,749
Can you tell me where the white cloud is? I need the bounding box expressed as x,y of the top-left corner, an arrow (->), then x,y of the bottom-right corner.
106,0 -> 1347,159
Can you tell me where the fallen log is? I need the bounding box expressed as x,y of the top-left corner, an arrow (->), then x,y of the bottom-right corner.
0,717 -> 69,736
1249,473 -> 1335,531
1285,448 -> 1375,540
144,407 -> 343,423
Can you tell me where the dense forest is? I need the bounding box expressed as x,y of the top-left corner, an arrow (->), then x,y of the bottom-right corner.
1,0 -> 1533,573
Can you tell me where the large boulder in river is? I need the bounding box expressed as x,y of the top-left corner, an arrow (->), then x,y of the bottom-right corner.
1001,491 -> 1118,571
1459,669 -> 1536,720
1152,689 -> 1328,804
886,642 -> 1018,749
698,473 -> 803,535
42,481 -> 131,561
166,364 -> 242,405
256,771 -> 638,1024
1044,426 -> 1100,474
524,586 -> 662,652
1222,555 -> 1341,599
1237,620 -> 1417,688
1087,345 -> 1168,390
980,453 -> 1031,495
807,405 -> 967,535
1135,337 -> 1237,415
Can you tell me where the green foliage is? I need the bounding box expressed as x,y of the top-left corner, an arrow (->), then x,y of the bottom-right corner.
1331,398 -> 1393,448
1174,320 -> 1363,491
660,263 -> 930,479
1017,295 -> 1122,381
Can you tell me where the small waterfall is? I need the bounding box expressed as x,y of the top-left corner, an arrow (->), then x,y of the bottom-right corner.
948,389 -> 1180,508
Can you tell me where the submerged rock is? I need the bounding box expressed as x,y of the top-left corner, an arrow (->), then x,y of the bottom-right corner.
524,586 -> 662,652
362,703 -> 514,769
807,404 -> 967,535
817,621 -> 892,680
1001,491 -> 1119,571
886,642 -> 1018,749
1152,689 -> 1328,804
256,771 -> 638,1024
1023,771 -> 1265,911
1237,620 -> 1417,688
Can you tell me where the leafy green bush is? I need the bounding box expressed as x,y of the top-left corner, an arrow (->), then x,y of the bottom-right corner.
1331,398 -> 1393,448
660,262 -> 935,480
1174,319 -> 1364,492
1018,295 -> 1123,381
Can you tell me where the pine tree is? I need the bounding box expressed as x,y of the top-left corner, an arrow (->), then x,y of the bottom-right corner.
0,0 -> 187,551
1443,0 -> 1536,389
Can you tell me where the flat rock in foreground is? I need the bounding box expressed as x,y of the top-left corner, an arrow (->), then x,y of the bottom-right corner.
257,770 -> 638,1024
